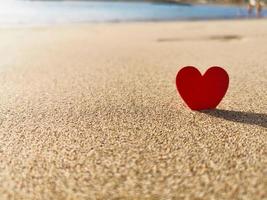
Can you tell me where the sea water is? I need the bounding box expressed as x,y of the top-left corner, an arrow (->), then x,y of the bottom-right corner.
0,0 -> 266,26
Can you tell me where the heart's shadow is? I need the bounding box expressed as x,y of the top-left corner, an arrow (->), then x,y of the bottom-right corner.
200,109 -> 267,128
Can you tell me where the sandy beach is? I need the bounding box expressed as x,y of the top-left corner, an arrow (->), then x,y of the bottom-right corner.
0,19 -> 266,199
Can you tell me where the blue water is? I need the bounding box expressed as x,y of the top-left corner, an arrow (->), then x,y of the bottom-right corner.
0,1 -> 266,26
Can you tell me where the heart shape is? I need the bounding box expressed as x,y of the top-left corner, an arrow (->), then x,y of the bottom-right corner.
176,66 -> 229,110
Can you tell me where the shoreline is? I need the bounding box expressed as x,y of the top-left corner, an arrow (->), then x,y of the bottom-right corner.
1,17 -> 267,29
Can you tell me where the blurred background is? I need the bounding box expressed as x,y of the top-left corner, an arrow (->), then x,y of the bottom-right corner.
0,0 -> 266,27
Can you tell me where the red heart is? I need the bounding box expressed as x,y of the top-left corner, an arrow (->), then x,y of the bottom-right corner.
176,66 -> 229,110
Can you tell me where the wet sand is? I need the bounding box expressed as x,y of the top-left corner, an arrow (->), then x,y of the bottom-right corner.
0,19 -> 266,199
